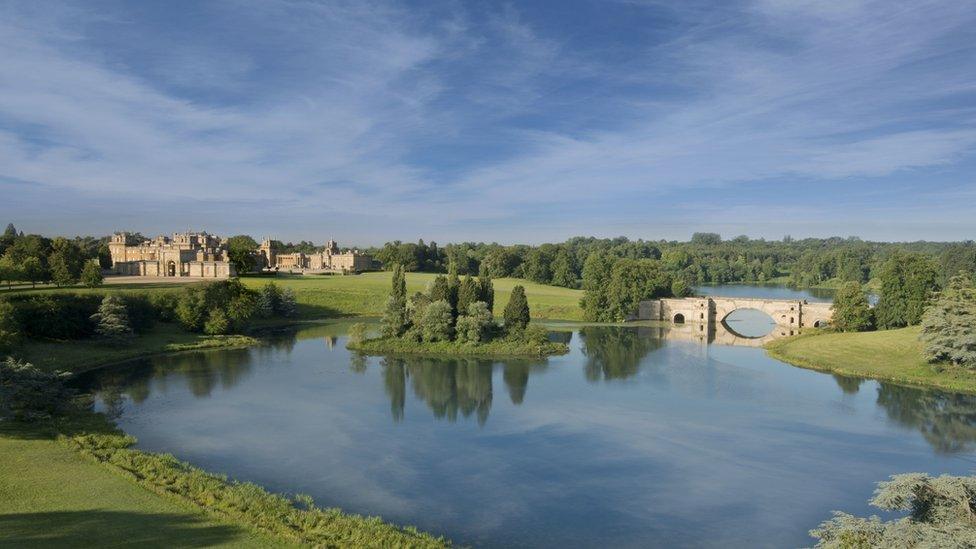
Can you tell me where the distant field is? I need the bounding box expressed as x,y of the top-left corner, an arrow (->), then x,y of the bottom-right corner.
765,326 -> 976,394
240,272 -> 585,321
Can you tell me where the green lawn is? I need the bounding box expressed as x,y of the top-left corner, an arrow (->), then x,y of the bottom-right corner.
240,272 -> 585,321
0,422 -> 290,548
765,326 -> 976,393
14,323 -> 259,375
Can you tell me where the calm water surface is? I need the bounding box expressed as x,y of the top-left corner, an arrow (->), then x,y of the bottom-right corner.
694,283 -> 834,303
80,318 -> 976,548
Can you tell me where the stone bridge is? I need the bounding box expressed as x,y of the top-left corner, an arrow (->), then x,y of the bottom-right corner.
637,296 -> 832,337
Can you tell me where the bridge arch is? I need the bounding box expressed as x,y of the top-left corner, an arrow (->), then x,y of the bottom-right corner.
673,313 -> 685,324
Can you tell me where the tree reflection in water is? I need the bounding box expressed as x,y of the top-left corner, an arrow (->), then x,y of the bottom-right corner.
875,383 -> 976,454
579,326 -> 662,382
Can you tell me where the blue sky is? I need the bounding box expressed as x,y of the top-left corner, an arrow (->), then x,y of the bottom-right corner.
1,0 -> 975,245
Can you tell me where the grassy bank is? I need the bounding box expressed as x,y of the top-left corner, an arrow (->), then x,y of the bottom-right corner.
240,273 -> 584,321
0,421 -> 290,548
765,326 -> 976,394
349,336 -> 568,358
12,322 -> 260,375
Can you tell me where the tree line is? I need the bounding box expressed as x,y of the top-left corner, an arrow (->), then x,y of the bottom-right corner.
0,223 -> 109,288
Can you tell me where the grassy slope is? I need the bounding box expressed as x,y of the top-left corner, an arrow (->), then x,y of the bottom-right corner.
240,272 -> 585,321
765,326 -> 976,393
14,323 -> 259,375
0,423 -> 289,548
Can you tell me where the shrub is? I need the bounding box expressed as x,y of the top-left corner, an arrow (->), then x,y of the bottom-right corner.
148,291 -> 180,322
420,300 -> 453,342
348,323 -> 369,345
258,282 -> 282,317
90,295 -> 133,341
521,324 -> 550,346
11,294 -> 102,339
0,299 -> 21,351
0,358 -> 73,420
177,280 -> 260,332
279,288 -> 298,318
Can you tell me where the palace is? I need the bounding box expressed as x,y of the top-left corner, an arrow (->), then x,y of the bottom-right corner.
108,232 -> 235,278
258,238 -> 373,273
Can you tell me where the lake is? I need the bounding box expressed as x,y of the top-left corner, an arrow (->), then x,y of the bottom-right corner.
78,286 -> 976,548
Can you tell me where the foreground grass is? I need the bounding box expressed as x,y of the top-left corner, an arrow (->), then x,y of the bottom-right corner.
0,421 -> 288,548
765,326 -> 976,394
349,336 -> 569,358
240,272 -> 584,321
12,322 -> 259,375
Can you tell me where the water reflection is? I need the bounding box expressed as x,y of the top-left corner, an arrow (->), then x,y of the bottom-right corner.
77,323 -> 976,547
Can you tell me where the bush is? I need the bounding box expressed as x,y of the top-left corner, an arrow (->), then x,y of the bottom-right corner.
0,358 -> 73,420
279,288 -> 298,318
148,291 -> 180,322
10,294 -> 102,339
0,299 -> 20,351
348,323 -> 369,345
204,308 -> 230,335
176,280 -> 260,333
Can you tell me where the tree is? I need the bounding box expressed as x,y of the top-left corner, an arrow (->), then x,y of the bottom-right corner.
21,256 -> 45,288
875,252 -> 940,329
691,232 -> 722,245
581,252 -> 613,322
456,276 -> 479,316
831,282 -> 874,332
670,278 -> 692,298
48,254 -> 74,287
446,262 -> 460,315
382,264 -> 408,338
226,235 -> 259,274
0,358 -> 73,420
920,274 -> 976,368
605,259 -> 671,321
810,473 -> 976,548
0,255 -> 20,289
456,302 -> 494,344
478,275 -> 495,312
257,282 -> 281,317
204,308 -> 230,335
550,249 -> 576,287
419,300 -> 453,342
90,295 -> 133,341
278,288 -> 298,318
80,261 -> 103,288
503,285 -> 530,333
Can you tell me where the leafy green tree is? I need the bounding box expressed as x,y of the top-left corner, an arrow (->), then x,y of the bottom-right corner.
407,292 -> 432,328
550,249 -> 576,287
382,264 -> 409,338
226,235 -> 259,273
204,308 -> 231,335
875,252 -> 940,329
670,278 -> 692,298
90,295 -> 133,341
80,261 -> 103,288
257,282 -> 281,317
457,276 -> 479,316
831,282 -> 874,332
419,300 -> 453,342
0,255 -> 20,289
581,252 -> 613,322
478,274 -> 495,312
456,302 -> 494,344
48,254 -> 74,287
920,274 -> 976,368
690,232 -> 722,245
810,473 -> 976,548
21,257 -> 45,288
503,285 -> 530,333
446,262 -> 460,314
605,259 -> 671,321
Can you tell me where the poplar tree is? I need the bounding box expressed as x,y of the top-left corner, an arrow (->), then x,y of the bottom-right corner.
478,274 -> 495,312
457,276 -> 479,316
503,285 -> 530,333
382,263 -> 408,337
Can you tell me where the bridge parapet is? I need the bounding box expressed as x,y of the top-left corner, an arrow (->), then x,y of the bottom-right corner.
638,296 -> 832,330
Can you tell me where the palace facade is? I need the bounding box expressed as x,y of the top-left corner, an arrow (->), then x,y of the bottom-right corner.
258,238 -> 373,273
108,232 -> 236,278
